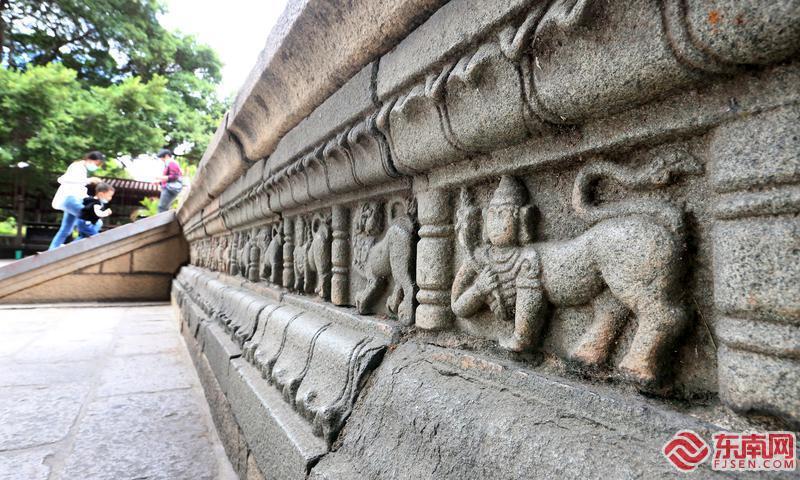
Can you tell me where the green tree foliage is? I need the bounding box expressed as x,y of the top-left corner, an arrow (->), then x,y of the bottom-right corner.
0,216 -> 16,236
0,63 -> 181,190
135,196 -> 162,219
0,0 -> 221,86
0,0 -> 225,195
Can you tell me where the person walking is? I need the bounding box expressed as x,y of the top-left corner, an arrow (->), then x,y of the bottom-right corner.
156,149 -> 183,213
76,182 -> 115,239
48,151 -> 106,250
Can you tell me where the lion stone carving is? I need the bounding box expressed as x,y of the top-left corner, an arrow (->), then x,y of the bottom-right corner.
259,224 -> 283,285
353,200 -> 416,325
452,153 -> 701,386
308,215 -> 332,299
237,230 -> 252,278
291,214 -> 333,298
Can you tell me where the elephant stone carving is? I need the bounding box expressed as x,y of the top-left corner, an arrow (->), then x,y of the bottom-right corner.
452,153 -> 701,386
353,200 -> 416,325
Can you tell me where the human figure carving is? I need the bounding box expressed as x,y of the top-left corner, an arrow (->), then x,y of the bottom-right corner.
207,237 -> 214,270
452,178 -> 546,351
353,200 -> 416,325
210,237 -> 216,270
207,237 -> 216,270
453,153 -> 701,385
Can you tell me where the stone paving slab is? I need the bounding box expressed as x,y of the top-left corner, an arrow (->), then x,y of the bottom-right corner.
0,384 -> 89,451
0,360 -> 96,387
0,446 -> 54,480
96,353 -> 196,397
0,303 -> 236,480
113,332 -> 183,356
60,390 -> 220,480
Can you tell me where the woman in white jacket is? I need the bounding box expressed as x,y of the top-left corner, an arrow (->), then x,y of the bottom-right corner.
48,151 -> 106,250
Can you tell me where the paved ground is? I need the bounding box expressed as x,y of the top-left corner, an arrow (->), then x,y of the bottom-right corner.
0,303 -> 237,480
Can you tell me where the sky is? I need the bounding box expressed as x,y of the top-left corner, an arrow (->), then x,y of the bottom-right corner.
118,1 -> 289,181
160,0 -> 290,99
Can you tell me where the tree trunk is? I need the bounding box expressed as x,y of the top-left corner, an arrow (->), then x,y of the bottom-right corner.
15,174 -> 25,248
0,0 -> 7,66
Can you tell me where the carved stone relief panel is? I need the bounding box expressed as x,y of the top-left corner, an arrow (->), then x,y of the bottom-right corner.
186,194 -> 419,329
179,1 -> 800,430
258,223 -> 284,285
173,0 -> 800,463
350,196 -> 417,325
287,211 -> 333,300
416,140 -> 721,397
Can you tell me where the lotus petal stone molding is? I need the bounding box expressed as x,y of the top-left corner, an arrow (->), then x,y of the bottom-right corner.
174,266 -> 394,448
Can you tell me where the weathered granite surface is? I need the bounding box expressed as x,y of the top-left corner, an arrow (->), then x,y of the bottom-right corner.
177,0 -> 800,478
311,343 -> 740,479
178,0 -> 448,225
173,266 -> 398,478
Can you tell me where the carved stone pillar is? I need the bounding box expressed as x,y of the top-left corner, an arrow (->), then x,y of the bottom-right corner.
282,218 -> 295,288
331,205 -> 350,306
710,105 -> 800,425
415,188 -> 454,330
248,229 -> 261,283
229,233 -> 240,276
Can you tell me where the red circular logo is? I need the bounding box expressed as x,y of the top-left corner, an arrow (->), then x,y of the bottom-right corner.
663,430 -> 711,472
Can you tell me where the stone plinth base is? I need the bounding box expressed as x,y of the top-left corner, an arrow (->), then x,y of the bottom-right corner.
173,267 -> 766,479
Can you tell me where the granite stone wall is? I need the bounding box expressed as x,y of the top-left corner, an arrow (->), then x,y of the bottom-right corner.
174,1 -> 800,478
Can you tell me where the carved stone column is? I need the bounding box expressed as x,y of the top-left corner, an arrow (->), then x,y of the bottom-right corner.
710,105 -> 800,425
229,233 -> 240,276
415,188 -> 454,330
282,218 -> 295,288
248,229 -> 261,283
331,205 -> 350,306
